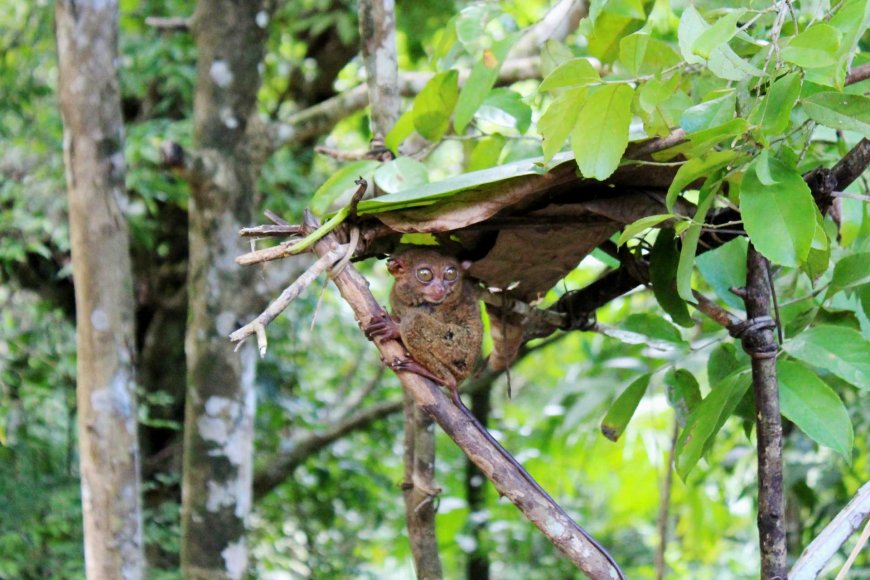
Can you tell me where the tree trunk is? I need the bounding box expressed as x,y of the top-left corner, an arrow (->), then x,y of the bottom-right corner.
180,1 -> 266,578
55,1 -> 145,577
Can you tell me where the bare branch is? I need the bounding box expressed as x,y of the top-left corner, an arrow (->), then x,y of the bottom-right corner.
229,244 -> 347,352
145,16 -> 191,31
510,0 -> 588,58
790,480 -> 870,580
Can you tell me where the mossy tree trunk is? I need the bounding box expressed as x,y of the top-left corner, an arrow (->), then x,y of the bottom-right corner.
180,1 -> 266,578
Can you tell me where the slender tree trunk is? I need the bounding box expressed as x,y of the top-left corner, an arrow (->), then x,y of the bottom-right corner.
741,245 -> 786,579
55,1 -> 145,577
180,1 -> 266,578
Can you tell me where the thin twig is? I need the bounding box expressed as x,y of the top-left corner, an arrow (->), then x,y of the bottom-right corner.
229,244 -> 348,354
835,516 -> 870,580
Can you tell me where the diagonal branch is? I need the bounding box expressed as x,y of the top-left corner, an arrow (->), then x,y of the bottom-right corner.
303,211 -> 623,579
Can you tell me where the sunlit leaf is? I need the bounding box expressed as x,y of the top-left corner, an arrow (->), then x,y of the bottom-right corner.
783,325 -> 870,389
373,157 -> 428,194
666,150 -> 736,211
454,33 -> 519,134
740,157 -> 815,267
571,84 -> 634,180
778,360 -> 853,460
802,92 -> 870,138
616,213 -> 674,247
310,160 -> 381,215
538,58 -> 600,92
691,8 -> 746,59
539,87 -> 587,162
665,368 -> 702,426
782,23 -> 842,69
467,134 -> 506,171
413,70 -> 459,141
827,252 -> 870,298
676,370 -> 751,480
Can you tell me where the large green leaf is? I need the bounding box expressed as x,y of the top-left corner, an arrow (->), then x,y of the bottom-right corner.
783,325 -> 870,389
750,73 -> 801,140
740,157 -> 816,267
476,89 -> 531,134
454,33 -> 519,134
782,23 -> 842,69
539,87 -> 587,162
618,33 -> 680,76
676,370 -> 751,480
538,58 -> 600,92
373,157 -> 428,195
778,360 -> 853,460
680,92 -> 736,134
601,373 -> 652,441
691,8 -> 746,59
650,228 -> 694,327
802,93 -> 870,138
413,70 -> 459,141
467,134 -> 506,172
571,84 -> 634,180
356,152 -> 573,215
826,252 -> 870,298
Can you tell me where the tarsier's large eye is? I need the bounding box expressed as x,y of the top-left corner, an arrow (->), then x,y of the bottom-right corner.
443,266 -> 458,281
416,267 -> 434,283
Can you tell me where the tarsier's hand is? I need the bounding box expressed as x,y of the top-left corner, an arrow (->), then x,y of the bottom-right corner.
363,309 -> 401,343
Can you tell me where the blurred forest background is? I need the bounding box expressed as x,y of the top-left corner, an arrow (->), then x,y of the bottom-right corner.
1,0 -> 869,578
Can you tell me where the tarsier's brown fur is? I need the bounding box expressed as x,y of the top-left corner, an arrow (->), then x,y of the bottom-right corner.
366,246 -> 482,404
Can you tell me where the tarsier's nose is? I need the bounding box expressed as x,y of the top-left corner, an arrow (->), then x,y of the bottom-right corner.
429,283 -> 447,302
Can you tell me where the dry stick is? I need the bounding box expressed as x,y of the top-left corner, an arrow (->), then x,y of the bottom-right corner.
739,245 -> 787,580
835,517 -> 870,580
304,211 -> 622,579
229,244 -> 348,355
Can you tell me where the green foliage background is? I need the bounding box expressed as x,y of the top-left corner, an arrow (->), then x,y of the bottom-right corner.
0,0 -> 868,578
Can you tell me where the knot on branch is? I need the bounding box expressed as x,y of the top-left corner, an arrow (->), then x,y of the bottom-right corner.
805,167 -> 838,215
729,315 -> 778,360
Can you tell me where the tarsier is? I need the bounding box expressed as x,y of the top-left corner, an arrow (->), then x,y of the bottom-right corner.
365,245 -> 483,406
366,245 -> 625,578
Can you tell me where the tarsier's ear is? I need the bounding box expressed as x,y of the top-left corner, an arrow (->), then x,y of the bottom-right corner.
387,256 -> 404,275
461,260 -> 472,271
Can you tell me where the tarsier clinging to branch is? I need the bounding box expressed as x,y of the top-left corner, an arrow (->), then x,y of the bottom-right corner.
365,245 -> 483,406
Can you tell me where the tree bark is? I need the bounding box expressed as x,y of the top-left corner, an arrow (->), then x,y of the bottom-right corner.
180,1 -> 266,578
741,245 -> 786,579
55,1 -> 145,577
358,0 -> 400,137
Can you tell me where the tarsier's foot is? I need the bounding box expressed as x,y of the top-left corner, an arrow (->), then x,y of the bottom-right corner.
388,356 -> 448,386
363,309 -> 401,343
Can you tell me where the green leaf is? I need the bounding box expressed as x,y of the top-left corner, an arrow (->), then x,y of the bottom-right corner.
681,118 -> 748,157
665,368 -> 702,427
691,9 -> 746,59
310,160 -> 382,215
539,87 -> 587,162
827,252 -> 870,298
619,33 -> 680,76
616,213 -> 673,247
750,73 -> 801,140
677,179 -> 718,301
676,370 -> 751,480
571,84 -> 634,180
778,360 -> 853,460
802,92 -> 870,138
666,150 -> 736,211
783,325 -> 870,389
540,39 -> 575,78
476,89 -> 531,134
385,109 -> 415,152
467,134 -> 506,172
754,149 -> 778,185
678,5 -> 708,65
696,237 -> 748,309
650,228 -> 694,328
601,373 -> 652,441
454,33 -> 519,134
680,92 -> 736,133
708,343 -> 745,386
373,157 -> 429,194
740,157 -> 816,267
622,313 -> 685,344
538,58 -> 600,92
413,70 -> 459,141
782,23 -> 842,69
804,209 -> 831,281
